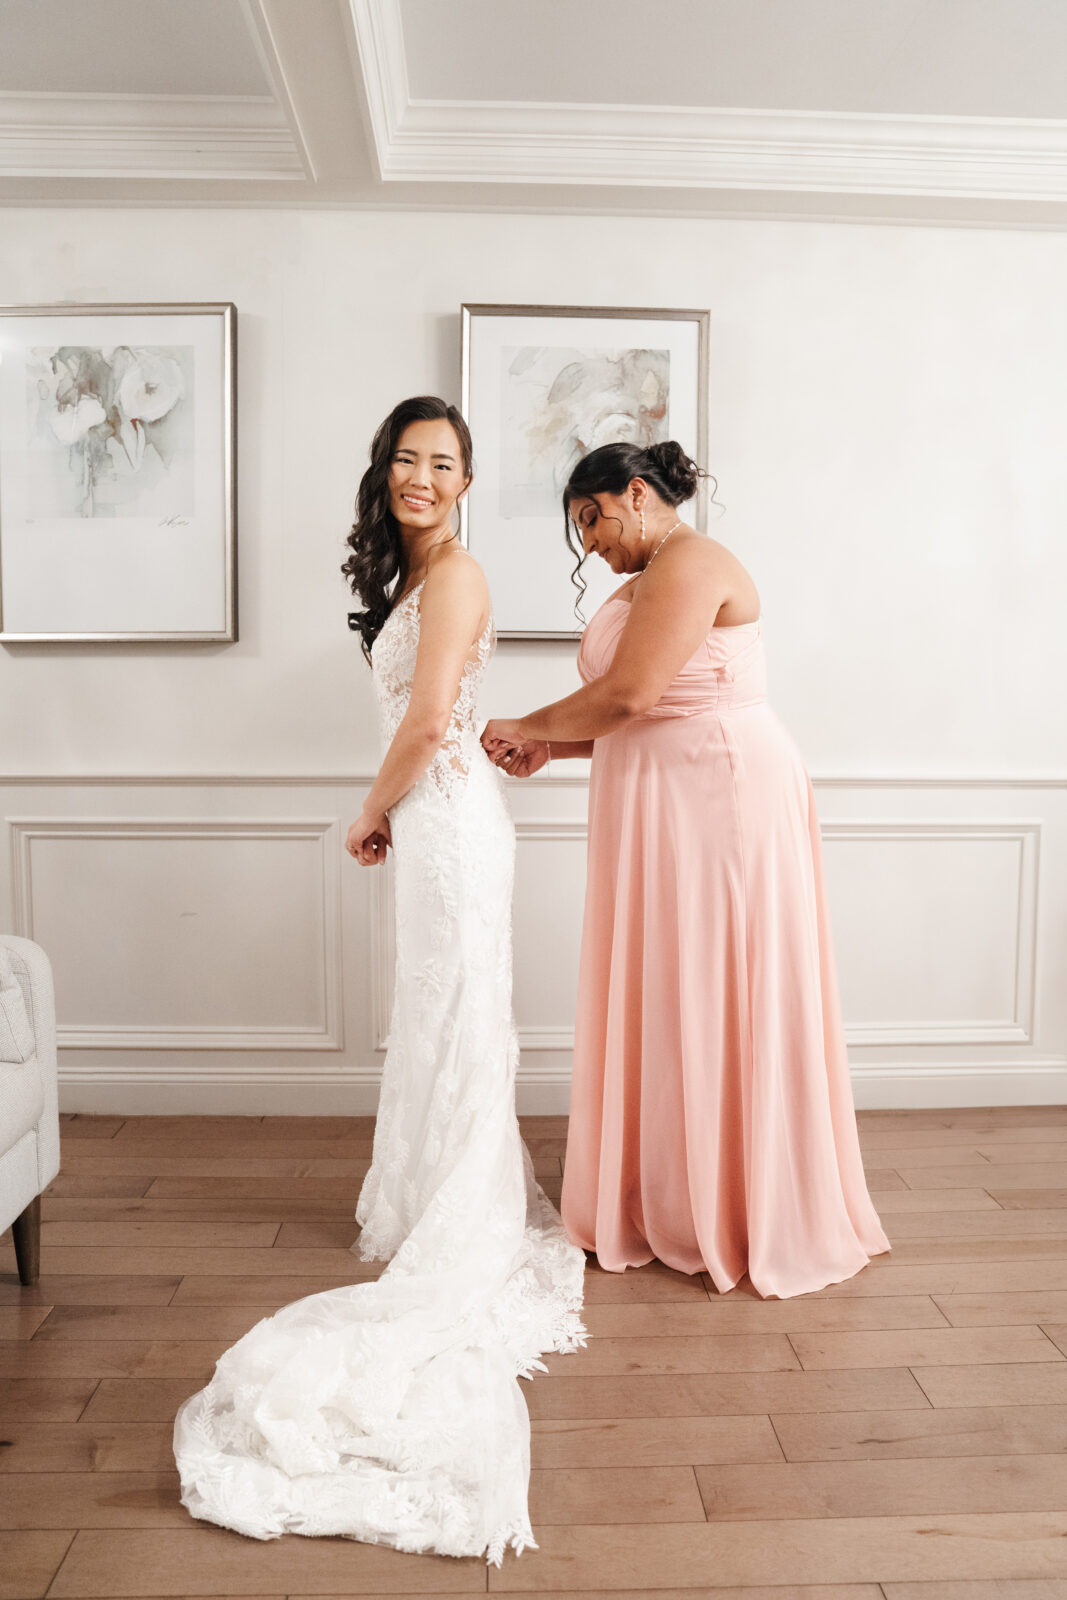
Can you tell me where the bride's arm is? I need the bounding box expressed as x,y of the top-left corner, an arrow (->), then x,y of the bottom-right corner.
361,555 -> 489,820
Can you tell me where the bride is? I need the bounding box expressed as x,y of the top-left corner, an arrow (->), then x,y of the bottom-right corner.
173,395 -> 587,1564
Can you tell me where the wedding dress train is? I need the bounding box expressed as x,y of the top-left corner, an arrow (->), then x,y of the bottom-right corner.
173,578 -> 587,1563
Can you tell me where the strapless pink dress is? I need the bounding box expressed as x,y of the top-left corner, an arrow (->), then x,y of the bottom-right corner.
560,596 -> 891,1299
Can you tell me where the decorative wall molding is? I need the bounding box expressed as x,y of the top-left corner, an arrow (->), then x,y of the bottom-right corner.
851,1059 -> 1067,1080
2,779 -> 1063,1113
368,813 -> 1042,1054
0,91 -> 305,180
10,817 -> 343,1050
848,1059 -> 1067,1113
812,775 -> 1067,791
1,772 -> 1065,788
52,1058 -> 1067,1120
823,820 -> 1041,1047
349,0 -> 1067,203
52,1055 -> 1067,1090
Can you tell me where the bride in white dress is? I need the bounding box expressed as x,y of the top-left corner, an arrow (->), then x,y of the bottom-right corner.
173,397 -> 587,1565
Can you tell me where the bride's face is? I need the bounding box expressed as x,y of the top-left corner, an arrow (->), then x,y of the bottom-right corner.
569,485 -> 644,574
389,419 -> 469,532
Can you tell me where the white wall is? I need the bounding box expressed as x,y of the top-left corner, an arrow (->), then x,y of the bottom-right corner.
1,206 -> 1065,1112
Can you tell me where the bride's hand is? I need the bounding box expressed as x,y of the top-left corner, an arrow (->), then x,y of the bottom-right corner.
345,809 -> 392,865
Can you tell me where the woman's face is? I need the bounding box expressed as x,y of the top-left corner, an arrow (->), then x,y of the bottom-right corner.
388,418 -> 469,532
569,483 -> 645,574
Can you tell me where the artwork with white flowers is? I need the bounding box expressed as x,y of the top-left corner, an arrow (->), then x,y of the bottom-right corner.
500,346 -> 670,521
28,345 -> 194,520
462,304 -> 708,638
0,304 -> 235,641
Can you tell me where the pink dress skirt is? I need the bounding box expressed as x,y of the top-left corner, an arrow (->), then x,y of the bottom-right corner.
560,595 -> 891,1299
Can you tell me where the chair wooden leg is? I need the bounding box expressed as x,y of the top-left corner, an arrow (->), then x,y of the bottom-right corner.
12,1194 -> 41,1286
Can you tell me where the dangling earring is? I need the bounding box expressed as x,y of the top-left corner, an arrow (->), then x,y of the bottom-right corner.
639,507 -> 646,542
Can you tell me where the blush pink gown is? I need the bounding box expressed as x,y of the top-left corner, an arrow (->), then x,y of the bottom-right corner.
560,595 -> 891,1299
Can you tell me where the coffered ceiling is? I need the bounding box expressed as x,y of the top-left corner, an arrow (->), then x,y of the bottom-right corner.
1,0 -> 1066,224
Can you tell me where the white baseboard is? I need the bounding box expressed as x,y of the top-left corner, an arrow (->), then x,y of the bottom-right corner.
850,1063 -> 1067,1109
57,1079 -> 384,1116
55,1079 -> 572,1116
57,1063 -> 1066,1118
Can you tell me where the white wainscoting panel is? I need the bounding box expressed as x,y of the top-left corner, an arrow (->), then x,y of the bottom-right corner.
9,816 -> 343,1053
0,775 -> 1064,1114
511,821 -> 587,1058
822,821 -> 1039,1046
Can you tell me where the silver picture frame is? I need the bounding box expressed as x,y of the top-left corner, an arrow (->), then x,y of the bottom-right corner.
0,301 -> 237,643
460,302 -> 710,640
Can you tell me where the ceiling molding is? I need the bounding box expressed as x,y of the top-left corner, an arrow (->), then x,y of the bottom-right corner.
393,102 -> 1067,203
349,0 -> 1067,204
0,91 -> 304,181
239,0 -> 318,183
348,0 -> 409,181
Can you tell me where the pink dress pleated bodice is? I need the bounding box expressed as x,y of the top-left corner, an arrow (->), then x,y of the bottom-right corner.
560,592 -> 891,1299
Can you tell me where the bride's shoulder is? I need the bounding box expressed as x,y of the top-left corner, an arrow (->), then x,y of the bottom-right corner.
422,548 -> 489,605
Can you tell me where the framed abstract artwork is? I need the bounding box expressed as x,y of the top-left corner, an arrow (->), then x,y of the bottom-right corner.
460,303 -> 709,638
0,302 -> 236,642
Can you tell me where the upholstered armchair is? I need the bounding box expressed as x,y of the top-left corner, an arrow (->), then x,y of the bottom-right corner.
0,935 -> 59,1285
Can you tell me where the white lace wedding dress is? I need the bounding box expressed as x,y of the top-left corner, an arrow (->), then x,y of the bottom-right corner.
173,577 -> 587,1565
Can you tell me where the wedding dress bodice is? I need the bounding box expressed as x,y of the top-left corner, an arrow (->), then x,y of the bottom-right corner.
372,577 -> 494,806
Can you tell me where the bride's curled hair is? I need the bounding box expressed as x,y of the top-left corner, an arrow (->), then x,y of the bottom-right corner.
562,439 -> 720,625
342,395 -> 473,665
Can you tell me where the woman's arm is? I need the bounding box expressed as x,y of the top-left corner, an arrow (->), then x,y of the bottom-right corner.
481,732 -> 593,776
547,739 -> 595,759
349,556 -> 488,859
512,542 -> 728,743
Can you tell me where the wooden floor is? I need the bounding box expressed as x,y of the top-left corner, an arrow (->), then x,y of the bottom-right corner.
3,1109 -> 1067,1600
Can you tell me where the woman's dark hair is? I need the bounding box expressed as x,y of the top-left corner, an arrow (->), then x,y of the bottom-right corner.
342,396 -> 473,664
562,440 -> 720,626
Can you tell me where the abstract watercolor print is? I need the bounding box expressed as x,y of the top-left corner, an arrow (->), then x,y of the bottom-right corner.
27,345 -> 194,519
500,346 -> 669,519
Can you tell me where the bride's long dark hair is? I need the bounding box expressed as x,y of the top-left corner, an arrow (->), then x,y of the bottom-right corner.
342,395 -> 474,665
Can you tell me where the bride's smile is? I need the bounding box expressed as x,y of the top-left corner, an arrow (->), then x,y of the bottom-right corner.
388,417 -> 469,553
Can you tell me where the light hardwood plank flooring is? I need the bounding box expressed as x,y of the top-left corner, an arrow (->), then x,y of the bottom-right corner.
2,1108 -> 1067,1599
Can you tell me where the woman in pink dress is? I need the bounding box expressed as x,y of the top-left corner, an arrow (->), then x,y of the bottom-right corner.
482,441 -> 890,1299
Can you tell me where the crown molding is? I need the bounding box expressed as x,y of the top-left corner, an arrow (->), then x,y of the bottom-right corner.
239,0 -> 318,183
0,92 -> 305,180
348,0 -> 1067,204
394,102 -> 1067,202
348,0 -> 409,182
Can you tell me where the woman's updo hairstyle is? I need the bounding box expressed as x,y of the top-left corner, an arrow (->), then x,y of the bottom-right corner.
566,439 -> 703,509
562,439 -> 719,625
342,395 -> 473,665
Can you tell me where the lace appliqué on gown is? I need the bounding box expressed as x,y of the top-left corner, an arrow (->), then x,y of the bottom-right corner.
173,578 -> 587,1566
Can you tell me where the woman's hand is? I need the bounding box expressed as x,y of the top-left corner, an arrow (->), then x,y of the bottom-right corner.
345,809 -> 392,865
481,719 -> 549,778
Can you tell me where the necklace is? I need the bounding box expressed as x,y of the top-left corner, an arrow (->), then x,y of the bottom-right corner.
645,521 -> 681,567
